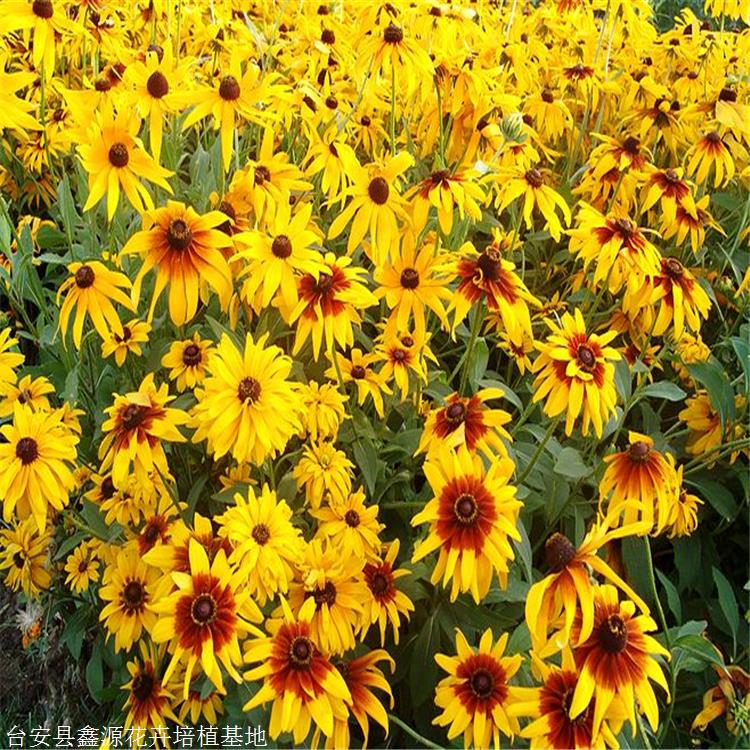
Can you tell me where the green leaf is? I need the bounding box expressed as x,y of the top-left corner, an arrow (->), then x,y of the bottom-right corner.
513,519 -> 533,583
186,474 -> 209,520
687,361 -> 736,432
655,569 -> 681,622
468,337 -> 489,390
730,335 -> 750,392
353,439 -> 379,496
85,639 -> 104,703
639,381 -> 687,402
672,633 -> 724,676
686,474 -> 737,521
553,447 -> 589,479
60,606 -> 89,660
53,531 -> 87,561
621,537 -> 653,609
410,613 -> 440,706
713,567 -> 740,648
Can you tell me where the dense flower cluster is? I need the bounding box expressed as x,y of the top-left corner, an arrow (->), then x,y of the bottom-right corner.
0,0 -> 748,747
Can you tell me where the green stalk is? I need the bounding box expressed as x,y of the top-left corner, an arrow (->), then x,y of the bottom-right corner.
516,415 -> 561,486
458,305 -> 484,395
387,714 -> 442,750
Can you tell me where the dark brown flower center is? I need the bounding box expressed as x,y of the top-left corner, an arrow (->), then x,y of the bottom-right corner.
121,404 -> 148,431
477,247 -> 502,282
454,493 -> 478,525
369,571 -> 390,595
400,268 -> 420,289
350,365 -> 366,379
597,614 -> 628,653
146,71 -> 169,98
191,593 -> 216,625
238,377 -> 261,404
143,522 -> 161,545
252,523 -> 270,545
361,115 -> 371,126
290,636 -> 313,667
218,200 -> 236,235
101,476 -> 116,499
706,130 -> 721,144
15,437 -> 38,465
166,219 -> 193,251
383,23 -> 403,43
182,344 -> 202,367
392,348 -> 407,362
525,168 -> 544,187
254,165 -> 270,185
325,95 -> 338,110
622,136 -> 640,155
576,344 -> 596,372
613,217 -> 635,238
541,89 -> 554,103
401,335 -> 414,347
12,552 -> 25,568
470,669 -> 494,698
316,272 -> 333,294
430,169 -> 450,186
664,257 -> 683,279
94,77 -> 112,92
628,440 -> 651,462
445,401 -> 467,424
313,581 -> 337,608
218,75 -> 240,101
368,177 -> 390,205
108,142 -> 129,168
545,532 -> 576,573
147,44 -> 165,62
664,168 -> 679,183
344,510 -> 360,527
321,29 -> 335,44
122,580 -> 145,610
271,235 -> 293,259
718,87 -> 737,103
32,0 -> 53,18
75,264 -> 95,288
131,673 -> 154,703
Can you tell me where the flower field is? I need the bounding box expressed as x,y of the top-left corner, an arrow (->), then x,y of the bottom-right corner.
0,0 -> 749,747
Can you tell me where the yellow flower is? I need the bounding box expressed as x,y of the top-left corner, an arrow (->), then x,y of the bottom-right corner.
0,517 -> 52,597
151,538 -> 263,698
0,373 -> 54,417
409,168 -> 485,235
101,319 -> 151,367
160,333 -> 213,393
325,348 -> 392,418
293,441 -> 354,508
57,261 -> 135,349
532,309 -> 620,438
0,328 -> 24,385
64,541 -> 101,593
77,106 -> 173,221
434,628 -> 522,750
216,484 -> 305,607
412,445 -> 522,603
0,404 -> 78,531
298,381 -> 348,442
665,465 -> 703,538
192,333 -> 303,465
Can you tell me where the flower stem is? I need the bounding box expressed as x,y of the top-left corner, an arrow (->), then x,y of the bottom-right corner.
387,714 -> 443,750
516,415 -> 560,486
458,305 -> 484,395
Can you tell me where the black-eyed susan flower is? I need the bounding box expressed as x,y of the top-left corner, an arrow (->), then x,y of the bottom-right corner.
64,540 -> 100,593
77,106 -> 173,221
99,545 -> 161,653
568,584 -> 670,738
123,200 -> 234,326
174,677 -> 224,726
101,319 -> 151,367
289,253 -> 378,361
98,373 -> 188,487
325,348 -> 392,418
0,53 -> 41,136
287,538 -> 366,656
692,663 -> 750,737
0,404 -> 78,531
662,194 -> 725,254
216,484 -> 305,607
151,538 -> 264,698
0,328 -> 24,385
665,464 -> 702,538
160,333 -> 213,393
0,517 -> 52,597
374,328 -> 432,401
312,488 -> 384,562
0,373 -> 53,417
412,445 -> 522,602
491,166 -> 571,242
640,167 -> 696,226
679,391 -> 746,460
434,628 -> 522,750
373,232 -> 454,336
243,598 -> 352,745
600,432 -> 679,533
57,261 -> 135,349
303,128 -> 359,207
298,381 -> 348,442
122,643 -> 178,735
508,648 -> 626,749
327,151 -> 414,262
532,310 -> 620,437
417,388 -> 513,461
293,441 -> 354,508
233,200 -> 326,311
568,204 -> 662,293
686,130 -> 737,188
409,168 -> 485,235
319,650 -> 394,749
450,241 -> 539,342
191,332 -> 302,465
360,539 -> 414,646
526,516 -> 651,657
